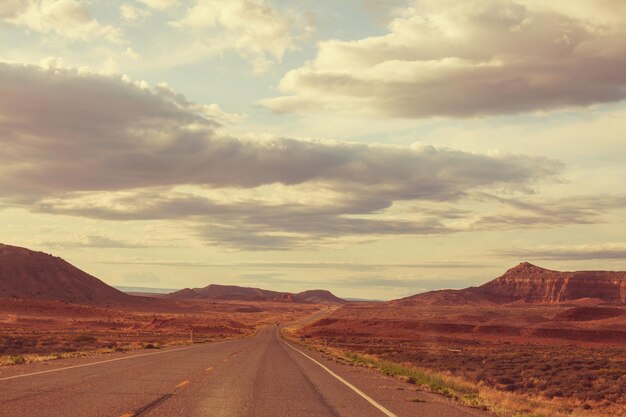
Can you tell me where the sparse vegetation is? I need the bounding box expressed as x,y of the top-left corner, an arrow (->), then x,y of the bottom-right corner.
292,302 -> 626,417
343,351 -> 480,403
0,297 -> 320,367
303,342 -> 626,417
0,349 -> 110,366
6,355 -> 26,365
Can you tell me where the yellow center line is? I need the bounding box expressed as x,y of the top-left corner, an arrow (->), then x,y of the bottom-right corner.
222,358 -> 229,362
120,413 -> 134,417
206,367 -> 214,372
175,380 -> 190,389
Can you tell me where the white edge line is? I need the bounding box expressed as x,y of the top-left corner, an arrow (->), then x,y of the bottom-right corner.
280,331 -> 399,417
0,343 -> 210,382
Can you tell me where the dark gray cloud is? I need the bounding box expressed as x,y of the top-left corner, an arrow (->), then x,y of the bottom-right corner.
31,191 -> 456,249
0,62 -> 559,200
472,194 -> 626,229
0,62 -> 565,249
97,259 -> 487,271
197,214 -> 450,250
41,235 -> 164,249
497,244 -> 626,261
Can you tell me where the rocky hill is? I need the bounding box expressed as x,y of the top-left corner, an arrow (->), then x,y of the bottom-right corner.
0,243 -> 136,305
167,284 -> 346,305
167,284 -> 292,302
293,289 -> 346,304
397,262 -> 626,305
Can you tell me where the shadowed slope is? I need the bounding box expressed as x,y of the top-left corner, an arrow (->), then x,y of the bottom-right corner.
0,243 -> 135,305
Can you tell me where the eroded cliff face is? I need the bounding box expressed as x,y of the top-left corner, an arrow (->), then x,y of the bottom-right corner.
480,262 -> 626,303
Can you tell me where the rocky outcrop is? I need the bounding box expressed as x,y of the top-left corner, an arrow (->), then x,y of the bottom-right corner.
397,262 -> 626,305
479,262 -> 626,304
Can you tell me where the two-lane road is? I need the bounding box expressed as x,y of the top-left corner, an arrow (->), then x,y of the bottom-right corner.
0,326 -> 491,417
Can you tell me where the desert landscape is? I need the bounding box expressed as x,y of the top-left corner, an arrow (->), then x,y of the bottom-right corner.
3,3 -> 626,415
2,243 -> 625,417
0,243 -> 331,365
292,263 -> 626,417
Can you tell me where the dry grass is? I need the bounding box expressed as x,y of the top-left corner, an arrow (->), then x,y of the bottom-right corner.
0,340 -> 194,366
291,335 -> 626,417
294,302 -> 626,417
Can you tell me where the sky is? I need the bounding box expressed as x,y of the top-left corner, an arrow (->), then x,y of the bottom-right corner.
1,0 -> 625,300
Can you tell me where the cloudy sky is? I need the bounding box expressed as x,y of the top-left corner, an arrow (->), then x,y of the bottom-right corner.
1,0 -> 625,299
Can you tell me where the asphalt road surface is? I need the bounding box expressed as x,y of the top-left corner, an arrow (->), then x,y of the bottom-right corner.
0,326 -> 492,417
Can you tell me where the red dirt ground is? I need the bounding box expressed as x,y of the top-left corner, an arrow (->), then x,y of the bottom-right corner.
296,301 -> 626,415
0,297 -> 320,359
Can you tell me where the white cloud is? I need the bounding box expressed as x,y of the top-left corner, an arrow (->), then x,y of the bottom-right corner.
263,0 -> 626,117
171,0 -> 311,74
153,82 -> 246,123
1,0 -> 121,42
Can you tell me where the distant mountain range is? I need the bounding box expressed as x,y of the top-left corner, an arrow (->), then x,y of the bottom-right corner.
0,243 -> 346,306
396,262 -> 626,305
166,285 -> 346,305
115,286 -> 178,294
3,243 -> 624,307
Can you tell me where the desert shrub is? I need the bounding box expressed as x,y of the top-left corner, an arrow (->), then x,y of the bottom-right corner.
497,377 -> 516,385
74,334 -> 97,344
9,355 -> 26,365
544,388 -> 564,398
